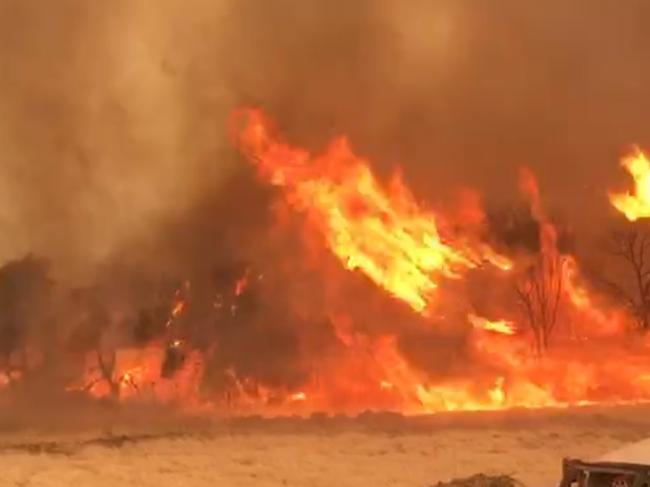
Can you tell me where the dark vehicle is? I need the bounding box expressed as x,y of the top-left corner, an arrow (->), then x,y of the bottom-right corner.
560,440 -> 650,487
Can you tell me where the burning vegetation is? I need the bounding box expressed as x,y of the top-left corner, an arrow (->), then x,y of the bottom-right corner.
1,108 -> 650,417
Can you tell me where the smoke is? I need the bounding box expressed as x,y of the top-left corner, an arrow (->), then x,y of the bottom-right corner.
2,0 -> 649,272
0,1 -> 232,279
0,0 -> 649,412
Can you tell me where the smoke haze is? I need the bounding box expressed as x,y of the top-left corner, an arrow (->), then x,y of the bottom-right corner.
0,0 -> 649,412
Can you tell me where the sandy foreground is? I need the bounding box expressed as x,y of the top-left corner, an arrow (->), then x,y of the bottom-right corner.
0,405 -> 648,487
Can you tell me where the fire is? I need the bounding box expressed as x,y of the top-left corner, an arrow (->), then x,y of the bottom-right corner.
232,109 -> 506,314
610,148 -> 650,221
289,391 -> 307,402
7,108 -> 650,418
563,256 -> 626,335
222,111 -> 650,415
171,301 -> 185,318
488,377 -> 506,405
67,345 -> 205,409
234,268 -> 251,296
165,281 -> 188,328
478,245 -> 513,271
468,313 -> 516,335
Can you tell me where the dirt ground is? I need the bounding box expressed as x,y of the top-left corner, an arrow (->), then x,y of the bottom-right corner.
0,404 -> 648,487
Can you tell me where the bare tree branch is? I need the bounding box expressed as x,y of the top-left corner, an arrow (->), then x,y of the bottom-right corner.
601,226 -> 650,331
515,253 -> 565,355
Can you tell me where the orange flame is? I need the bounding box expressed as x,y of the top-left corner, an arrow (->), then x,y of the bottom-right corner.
165,282 -> 188,328
40,116 -> 650,417
232,109 -> 507,314
289,391 -> 307,402
171,301 -> 185,318
468,313 -> 516,335
610,148 -> 650,221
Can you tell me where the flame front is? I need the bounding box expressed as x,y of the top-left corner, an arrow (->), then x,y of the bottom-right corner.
6,109 -> 650,418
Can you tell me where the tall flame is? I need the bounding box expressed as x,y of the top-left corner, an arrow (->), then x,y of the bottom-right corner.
610,148 -> 650,221
232,109 -> 507,314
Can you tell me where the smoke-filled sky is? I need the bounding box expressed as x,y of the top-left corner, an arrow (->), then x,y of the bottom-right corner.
1,0 -> 649,282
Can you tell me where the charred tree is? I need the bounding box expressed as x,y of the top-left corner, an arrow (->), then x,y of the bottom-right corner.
88,348 -> 120,400
600,228 -> 650,331
515,253 -> 564,356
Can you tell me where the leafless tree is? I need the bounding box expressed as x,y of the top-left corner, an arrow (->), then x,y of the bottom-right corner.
515,252 -> 565,355
74,349 -> 120,400
600,228 -> 650,331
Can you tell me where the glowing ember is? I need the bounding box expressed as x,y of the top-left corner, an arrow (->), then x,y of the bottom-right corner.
234,268 -> 251,296
171,301 -> 185,318
610,148 -> 650,221
165,283 -> 188,328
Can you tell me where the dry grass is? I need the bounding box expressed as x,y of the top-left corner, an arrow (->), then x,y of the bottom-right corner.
432,474 -> 524,487
0,404 -> 649,487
